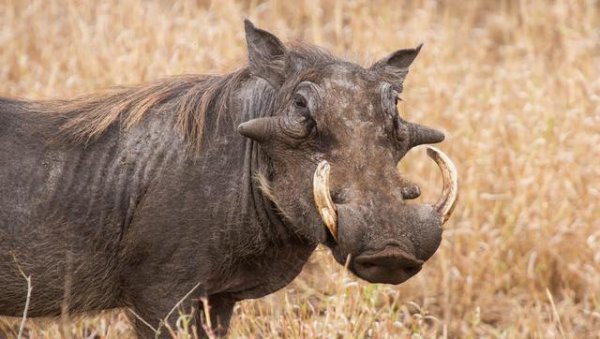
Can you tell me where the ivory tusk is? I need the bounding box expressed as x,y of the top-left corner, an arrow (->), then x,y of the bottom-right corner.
313,160 -> 338,240
426,146 -> 459,225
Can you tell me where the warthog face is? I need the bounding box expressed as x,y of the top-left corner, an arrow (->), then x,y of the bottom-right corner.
239,21 -> 458,284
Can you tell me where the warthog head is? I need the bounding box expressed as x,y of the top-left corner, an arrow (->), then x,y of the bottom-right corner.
239,21 -> 458,284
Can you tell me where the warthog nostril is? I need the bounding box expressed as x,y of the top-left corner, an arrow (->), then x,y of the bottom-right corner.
359,261 -> 376,269
401,265 -> 421,276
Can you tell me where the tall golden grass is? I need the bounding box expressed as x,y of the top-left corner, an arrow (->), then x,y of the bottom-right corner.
1,0 -> 599,337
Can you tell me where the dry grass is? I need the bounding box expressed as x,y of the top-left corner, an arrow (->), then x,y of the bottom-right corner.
1,0 -> 600,337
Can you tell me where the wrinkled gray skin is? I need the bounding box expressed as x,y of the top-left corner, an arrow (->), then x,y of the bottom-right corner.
0,21 -> 446,338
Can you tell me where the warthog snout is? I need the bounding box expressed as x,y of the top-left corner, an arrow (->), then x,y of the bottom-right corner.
314,147 -> 458,284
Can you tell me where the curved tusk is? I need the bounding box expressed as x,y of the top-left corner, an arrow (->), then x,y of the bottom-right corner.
426,146 -> 459,225
313,160 -> 338,240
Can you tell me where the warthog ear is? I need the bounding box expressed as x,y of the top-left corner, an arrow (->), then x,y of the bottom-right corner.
371,44 -> 423,88
244,19 -> 287,88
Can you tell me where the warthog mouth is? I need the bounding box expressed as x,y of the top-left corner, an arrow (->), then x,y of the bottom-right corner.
313,146 -> 459,240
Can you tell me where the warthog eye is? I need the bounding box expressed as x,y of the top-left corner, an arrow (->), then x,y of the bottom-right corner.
293,93 -> 314,125
280,92 -> 316,141
294,93 -> 308,109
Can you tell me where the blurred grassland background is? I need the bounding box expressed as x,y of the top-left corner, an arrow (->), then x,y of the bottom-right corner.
1,0 -> 600,337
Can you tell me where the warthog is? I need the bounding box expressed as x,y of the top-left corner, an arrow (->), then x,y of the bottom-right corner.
0,20 -> 458,337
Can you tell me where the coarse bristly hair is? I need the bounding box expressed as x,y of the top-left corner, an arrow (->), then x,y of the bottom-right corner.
28,42 -> 338,152
33,70 -> 248,151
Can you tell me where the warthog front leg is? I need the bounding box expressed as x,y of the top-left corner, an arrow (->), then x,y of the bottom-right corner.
196,294 -> 236,338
